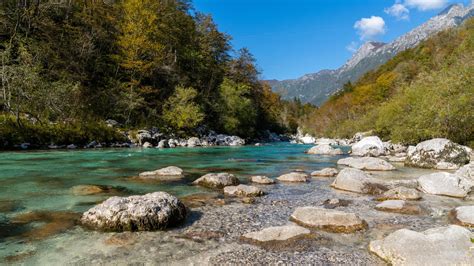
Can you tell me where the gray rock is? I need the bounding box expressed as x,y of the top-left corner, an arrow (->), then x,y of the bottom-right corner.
290,206 -> 367,233
331,168 -> 388,194
451,206 -> 474,227
369,225 -> 474,265
250,176 -> 275,184
455,162 -> 474,190
81,192 -> 186,231
139,166 -> 184,179
351,136 -> 386,157
417,172 -> 469,198
224,185 -> 264,197
306,144 -> 343,155
311,168 -> 339,177
337,157 -> 395,171
142,142 -> 153,148
375,200 -> 421,214
405,138 -> 469,169
157,139 -> 169,149
242,225 -> 310,243
187,137 -> 201,147
277,172 -> 309,182
192,173 -> 240,189
375,187 -> 422,201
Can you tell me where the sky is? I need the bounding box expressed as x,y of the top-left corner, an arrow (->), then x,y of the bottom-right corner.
194,0 -> 472,80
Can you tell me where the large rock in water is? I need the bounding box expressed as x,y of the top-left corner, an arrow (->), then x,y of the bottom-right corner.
375,187 -> 422,201
306,144 -> 343,155
455,162 -> 474,190
451,206 -> 474,227
224,185 -> 264,197
139,166 -> 184,179
290,207 -> 367,233
331,168 -> 388,194
277,172 -> 310,182
337,157 -> 395,171
369,225 -> 474,265
242,225 -> 311,243
405,138 -> 470,169
417,172 -> 469,198
351,136 -> 386,157
81,192 -> 186,231
192,173 -> 239,189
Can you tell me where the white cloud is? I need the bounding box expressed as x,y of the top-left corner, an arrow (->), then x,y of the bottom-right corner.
385,3 -> 410,20
404,0 -> 448,11
354,16 -> 386,40
346,41 -> 359,53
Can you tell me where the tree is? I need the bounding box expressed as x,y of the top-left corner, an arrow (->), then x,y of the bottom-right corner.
162,86 -> 204,133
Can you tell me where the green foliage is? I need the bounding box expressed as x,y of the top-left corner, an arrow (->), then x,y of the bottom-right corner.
162,86 -> 204,133
218,78 -> 257,137
302,18 -> 474,145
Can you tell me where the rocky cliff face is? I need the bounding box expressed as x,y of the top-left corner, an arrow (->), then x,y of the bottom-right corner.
272,3 -> 474,106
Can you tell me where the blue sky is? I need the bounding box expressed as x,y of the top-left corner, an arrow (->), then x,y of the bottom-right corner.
194,0 -> 471,80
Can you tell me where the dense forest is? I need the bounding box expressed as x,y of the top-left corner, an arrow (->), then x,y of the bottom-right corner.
300,18 -> 474,146
0,0 -> 313,147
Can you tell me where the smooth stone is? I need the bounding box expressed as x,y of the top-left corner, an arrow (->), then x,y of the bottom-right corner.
224,185 -> 264,197
331,168 -> 388,195
375,200 -> 421,215
250,175 -> 275,184
277,172 -> 310,182
375,187 -> 422,201
81,192 -> 186,231
369,225 -> 474,265
451,206 -> 474,227
290,206 -> 367,233
187,137 -> 201,147
337,157 -> 395,171
417,172 -> 469,198
405,138 -> 469,169
192,173 -> 240,189
142,142 -> 153,148
311,168 -> 339,177
242,225 -> 311,243
351,136 -> 386,157
138,166 -> 184,179
71,185 -> 122,196
306,144 -> 343,155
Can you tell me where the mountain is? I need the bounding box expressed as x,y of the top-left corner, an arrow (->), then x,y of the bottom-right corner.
272,3 -> 474,106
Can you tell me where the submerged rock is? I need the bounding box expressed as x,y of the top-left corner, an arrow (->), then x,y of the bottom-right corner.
450,206 -> 474,227
192,173 -> 239,189
322,198 -> 352,209
374,187 -> 422,201
81,192 -> 186,231
417,172 -> 469,198
224,185 -> 264,197
331,168 -> 388,195
405,138 -> 469,169
306,144 -> 343,155
242,225 -> 311,243
311,168 -> 339,177
369,225 -> 473,265
250,175 -> 275,184
179,193 -> 226,208
71,185 -> 124,196
138,166 -> 184,179
290,206 -> 367,233
351,136 -> 386,157
337,157 -> 395,171
277,172 -> 310,182
375,200 -> 421,215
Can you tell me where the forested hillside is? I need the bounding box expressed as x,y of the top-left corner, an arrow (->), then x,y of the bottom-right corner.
0,0 -> 312,147
301,18 -> 474,146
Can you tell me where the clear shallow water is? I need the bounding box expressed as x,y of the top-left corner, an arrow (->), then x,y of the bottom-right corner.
0,143 -> 469,264
0,143 -> 344,262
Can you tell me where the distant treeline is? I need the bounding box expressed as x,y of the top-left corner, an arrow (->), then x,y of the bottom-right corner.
0,0 -> 314,147
300,18 -> 474,146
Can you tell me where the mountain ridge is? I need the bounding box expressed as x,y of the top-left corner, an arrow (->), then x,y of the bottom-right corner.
271,3 -> 474,106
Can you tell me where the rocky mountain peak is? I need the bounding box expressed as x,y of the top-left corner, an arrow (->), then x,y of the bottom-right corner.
343,42 -> 386,71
